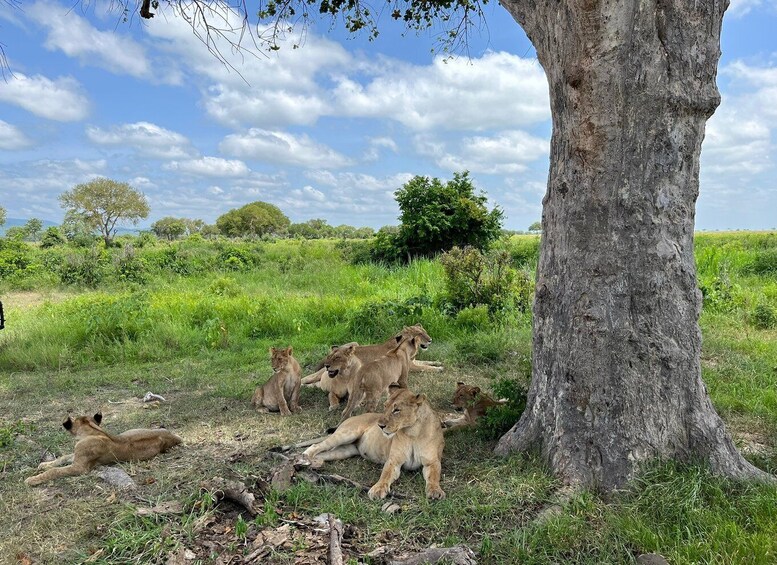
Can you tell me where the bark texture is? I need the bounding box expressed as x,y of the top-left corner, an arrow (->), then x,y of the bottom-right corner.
495,0 -> 771,490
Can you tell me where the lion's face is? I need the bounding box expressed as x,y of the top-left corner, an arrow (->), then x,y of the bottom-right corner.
270,346 -> 293,372
377,387 -> 426,436
324,343 -> 357,378
452,382 -> 480,412
394,324 -> 432,351
63,412 -> 103,437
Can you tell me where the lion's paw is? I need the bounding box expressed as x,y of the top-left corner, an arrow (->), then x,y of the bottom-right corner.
426,486 -> 446,500
368,483 -> 390,500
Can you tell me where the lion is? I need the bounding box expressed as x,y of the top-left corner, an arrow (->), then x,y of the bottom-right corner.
302,325 -> 442,387
338,336 -> 419,424
313,343 -> 363,411
302,385 -> 445,500
25,412 -> 182,486
443,382 -> 508,429
251,346 -> 302,415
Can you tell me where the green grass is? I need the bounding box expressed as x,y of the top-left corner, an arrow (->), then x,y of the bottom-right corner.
1,233 -> 777,564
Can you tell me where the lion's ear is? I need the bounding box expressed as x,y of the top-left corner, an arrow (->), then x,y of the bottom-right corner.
415,393 -> 427,404
269,347 -> 276,354
345,344 -> 357,355
388,382 -> 401,391
330,344 -> 340,351
395,334 -> 403,343
93,412 -> 103,424
456,381 -> 465,387
286,346 -> 293,355
63,417 -> 73,430
473,387 -> 481,395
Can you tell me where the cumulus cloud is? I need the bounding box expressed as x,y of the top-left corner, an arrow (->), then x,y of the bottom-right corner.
414,130 -> 549,174
334,52 -> 550,131
0,120 -> 34,150
364,137 -> 399,161
86,122 -> 197,159
0,73 -> 89,121
26,1 -> 153,79
728,0 -> 766,17
220,129 -> 351,169
165,156 -> 250,177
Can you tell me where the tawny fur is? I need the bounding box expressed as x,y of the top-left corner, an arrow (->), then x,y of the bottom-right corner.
302,386 -> 445,500
444,382 -> 508,429
25,413 -> 182,486
338,336 -> 419,424
252,346 -> 302,415
306,343 -> 363,411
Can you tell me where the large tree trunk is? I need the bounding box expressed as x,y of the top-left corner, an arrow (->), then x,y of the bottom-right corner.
495,0 -> 771,490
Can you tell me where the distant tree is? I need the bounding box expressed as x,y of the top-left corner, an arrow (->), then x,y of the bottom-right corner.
24,218 -> 43,241
59,178 -> 150,246
394,171 -> 503,258
288,218 -> 335,239
528,221 -> 542,233
200,224 -> 220,239
183,218 -> 206,235
40,226 -> 67,248
216,201 -> 290,238
353,227 -> 376,239
61,210 -> 97,246
4,226 -> 26,240
151,217 -> 188,241
0,206 -> 6,227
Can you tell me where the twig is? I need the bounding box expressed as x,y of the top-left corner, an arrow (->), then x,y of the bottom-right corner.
202,476 -> 259,516
328,513 -> 344,565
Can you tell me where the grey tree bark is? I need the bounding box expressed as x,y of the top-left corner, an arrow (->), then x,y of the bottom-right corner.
494,0 -> 772,490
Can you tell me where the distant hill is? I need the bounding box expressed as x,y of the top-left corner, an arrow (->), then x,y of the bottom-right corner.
0,218 -> 140,236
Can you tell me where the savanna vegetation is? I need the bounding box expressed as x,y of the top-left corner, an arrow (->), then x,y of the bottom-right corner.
1,227 -> 776,563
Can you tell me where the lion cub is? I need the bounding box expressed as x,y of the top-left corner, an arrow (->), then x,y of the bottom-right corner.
444,382 -> 508,428
303,385 -> 445,500
25,413 -> 182,486
315,343 -> 362,411
338,336 -> 419,424
252,346 -> 302,415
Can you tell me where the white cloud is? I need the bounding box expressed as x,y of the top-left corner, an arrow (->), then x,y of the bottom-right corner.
220,129 -> 351,169
0,120 -> 34,150
165,156 -> 250,177
334,52 -> 550,131
306,171 -> 414,194
728,0 -> 765,17
86,122 -> 197,159
26,1 -> 153,79
0,73 -> 89,121
414,130 -> 549,174
364,136 -> 399,161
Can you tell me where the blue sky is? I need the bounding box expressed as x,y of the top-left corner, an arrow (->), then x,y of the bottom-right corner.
0,0 -> 775,231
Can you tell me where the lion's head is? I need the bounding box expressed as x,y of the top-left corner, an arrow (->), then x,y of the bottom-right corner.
452,382 -> 481,412
270,346 -> 294,372
393,324 -> 432,351
324,343 -> 358,378
377,385 -> 427,436
63,412 -> 103,437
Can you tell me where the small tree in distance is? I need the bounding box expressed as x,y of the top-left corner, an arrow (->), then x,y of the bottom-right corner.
151,217 -> 188,240
528,221 -> 542,233
216,201 -> 290,238
394,171 -> 503,258
24,218 -> 43,241
59,178 -> 150,247
0,206 -> 6,227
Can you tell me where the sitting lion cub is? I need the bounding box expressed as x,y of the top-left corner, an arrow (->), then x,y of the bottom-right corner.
316,343 -> 362,411
252,346 -> 302,415
25,413 -> 182,486
338,336 -> 419,424
444,382 -> 508,429
303,385 -> 445,500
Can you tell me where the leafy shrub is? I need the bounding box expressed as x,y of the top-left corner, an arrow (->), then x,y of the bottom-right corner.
218,245 -> 257,271
370,226 -> 404,264
750,302 -> 777,330
209,276 -> 242,297
58,248 -> 105,287
440,246 -> 533,315
476,378 -> 528,441
335,239 -> 373,265
746,250 -> 777,276
0,239 -> 36,279
455,305 -> 490,330
40,227 -> 67,248
348,296 -> 433,342
504,236 -> 540,267
81,292 -> 151,343
113,244 -> 148,284
135,232 -> 158,248
699,271 -> 742,312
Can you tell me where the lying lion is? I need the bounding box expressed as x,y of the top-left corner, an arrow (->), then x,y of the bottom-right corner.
25,413 -> 182,486
302,324 -> 442,387
338,336 -> 419,424
443,382 -> 508,429
302,385 -> 445,500
252,346 -> 302,415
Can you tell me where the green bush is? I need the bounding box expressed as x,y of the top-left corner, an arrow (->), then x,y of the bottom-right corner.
40,227 -> 67,248
208,276 -> 242,297
699,271 -> 742,313
335,239 -> 373,265
348,296 -> 433,342
0,238 -> 36,279
476,378 -> 528,441
750,302 -> 777,330
440,246 -> 533,315
113,244 -> 148,284
370,226 -> 404,264
58,248 -> 105,287
455,305 -> 490,330
746,250 -> 777,276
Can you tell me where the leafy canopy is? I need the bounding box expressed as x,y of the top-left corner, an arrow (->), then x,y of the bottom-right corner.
395,171 -> 503,257
0,206 -> 6,227
58,178 -> 150,245
216,201 -> 290,237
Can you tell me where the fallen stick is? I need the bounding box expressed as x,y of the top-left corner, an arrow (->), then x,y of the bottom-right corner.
328,513 -> 344,565
202,477 -> 259,516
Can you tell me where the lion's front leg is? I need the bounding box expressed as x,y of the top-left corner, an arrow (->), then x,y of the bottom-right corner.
409,361 -> 444,373
25,460 -> 91,486
368,457 -> 403,500
422,459 -> 445,500
37,453 -> 74,470
301,368 -> 325,385
328,391 -> 342,411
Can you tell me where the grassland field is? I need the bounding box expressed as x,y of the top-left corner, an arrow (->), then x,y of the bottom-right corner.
1,232 -> 777,564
